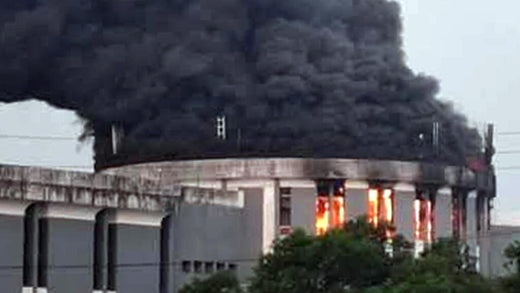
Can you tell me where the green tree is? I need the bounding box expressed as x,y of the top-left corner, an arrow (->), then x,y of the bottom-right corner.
178,271 -> 243,293
249,217 -> 392,293
388,239 -> 496,293
500,240 -> 520,292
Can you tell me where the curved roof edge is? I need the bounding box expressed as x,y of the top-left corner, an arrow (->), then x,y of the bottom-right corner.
105,158 -> 478,188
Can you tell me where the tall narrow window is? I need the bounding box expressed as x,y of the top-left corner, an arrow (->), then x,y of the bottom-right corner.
37,218 -> 49,288
452,193 -> 460,239
415,195 -> 433,243
280,196 -> 291,227
368,188 -> 394,232
316,196 -> 329,236
368,189 -> 379,226
107,224 -> 118,291
331,180 -> 346,228
381,189 -> 393,223
23,205 -> 38,289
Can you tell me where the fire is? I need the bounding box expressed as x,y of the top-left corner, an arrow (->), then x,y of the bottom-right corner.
414,199 -> 421,239
315,180 -> 346,235
368,189 -> 379,226
331,196 -> 345,228
369,188 -> 393,227
414,197 -> 433,242
316,197 -> 329,236
382,189 -> 393,223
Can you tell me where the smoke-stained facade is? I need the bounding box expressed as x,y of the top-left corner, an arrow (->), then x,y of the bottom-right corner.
0,0 -> 482,169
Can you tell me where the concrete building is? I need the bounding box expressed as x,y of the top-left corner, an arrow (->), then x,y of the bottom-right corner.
0,157 -> 497,292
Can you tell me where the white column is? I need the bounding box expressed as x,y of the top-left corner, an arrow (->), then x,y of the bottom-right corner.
262,180 -> 279,253
394,183 -> 415,242
345,181 -> 368,221
466,191 -> 479,264
435,187 -> 453,239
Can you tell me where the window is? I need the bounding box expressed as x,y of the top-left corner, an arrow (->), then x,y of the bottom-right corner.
316,180 -> 346,235
205,262 -> 214,274
280,187 -> 291,195
280,196 -> 292,226
228,263 -> 237,271
331,180 -> 345,228
315,196 -> 329,236
216,262 -> 225,271
194,261 -> 202,273
182,261 -> 191,273
368,189 -> 379,226
415,196 -> 433,242
368,188 -> 393,227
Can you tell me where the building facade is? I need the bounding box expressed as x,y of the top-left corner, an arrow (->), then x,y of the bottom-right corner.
0,158 -> 496,292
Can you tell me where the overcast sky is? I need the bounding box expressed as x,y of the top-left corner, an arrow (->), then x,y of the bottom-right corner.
0,0 -> 519,224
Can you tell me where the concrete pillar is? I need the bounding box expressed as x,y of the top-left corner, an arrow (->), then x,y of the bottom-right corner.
467,191 -> 479,269
106,210 -> 163,293
262,180 -> 279,253
435,187 -> 453,239
0,200 -> 30,293
345,181 -> 368,221
39,204 -> 98,293
393,183 -> 415,242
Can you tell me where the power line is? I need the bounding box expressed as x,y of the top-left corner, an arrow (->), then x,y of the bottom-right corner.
0,134 -> 77,141
497,131 -> 520,136
496,150 -> 520,154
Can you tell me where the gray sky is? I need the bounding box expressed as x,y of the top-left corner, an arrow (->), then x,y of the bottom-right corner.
0,0 -> 519,224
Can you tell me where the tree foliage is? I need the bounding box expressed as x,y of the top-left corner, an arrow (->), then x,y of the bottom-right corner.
249,217 -> 393,293
180,217 -> 505,293
501,240 -> 520,293
178,271 -> 243,293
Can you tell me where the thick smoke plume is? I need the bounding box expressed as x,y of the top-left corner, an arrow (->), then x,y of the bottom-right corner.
0,0 -> 482,168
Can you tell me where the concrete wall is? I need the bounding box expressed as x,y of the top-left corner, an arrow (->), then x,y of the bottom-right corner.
0,214 -> 24,293
394,184 -> 415,241
171,200 -> 260,292
290,188 -> 315,234
435,188 -> 453,239
112,224 -> 161,293
45,218 -> 94,293
481,226 -> 520,277
346,183 -> 368,221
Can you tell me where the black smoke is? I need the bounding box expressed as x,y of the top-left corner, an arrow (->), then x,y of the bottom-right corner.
0,0 -> 482,169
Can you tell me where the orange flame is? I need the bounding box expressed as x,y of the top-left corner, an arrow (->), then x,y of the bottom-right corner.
316,197 -> 329,235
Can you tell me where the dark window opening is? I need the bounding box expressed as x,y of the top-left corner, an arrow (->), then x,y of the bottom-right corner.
216,262 -> 225,271
280,196 -> 292,226
182,261 -> 191,273
194,261 -> 202,273
280,187 -> 291,195
205,262 -> 214,274
228,263 -> 237,271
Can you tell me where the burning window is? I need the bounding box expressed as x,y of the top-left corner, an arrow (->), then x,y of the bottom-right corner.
368,189 -> 379,226
368,188 -> 393,227
315,180 -> 346,235
331,196 -> 345,228
414,197 -> 433,243
451,192 -> 466,240
316,196 -> 329,236
331,180 -> 346,228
